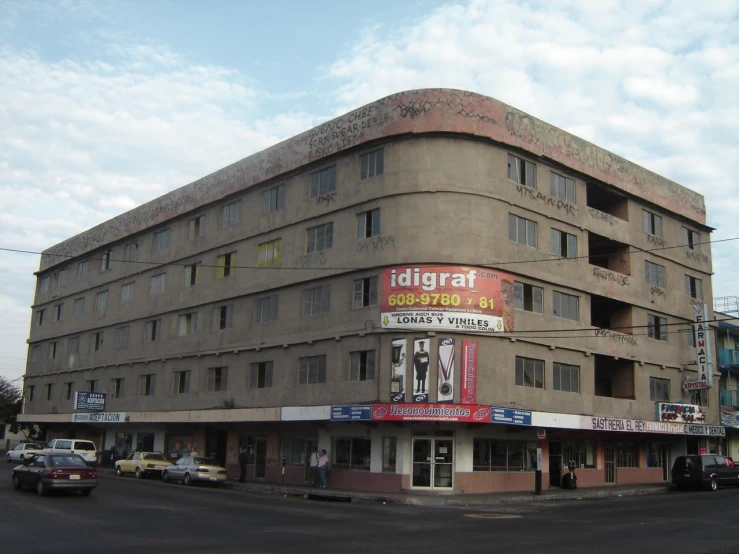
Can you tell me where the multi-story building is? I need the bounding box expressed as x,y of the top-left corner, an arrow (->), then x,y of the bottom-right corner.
20,89 -> 724,493
716,297 -> 739,460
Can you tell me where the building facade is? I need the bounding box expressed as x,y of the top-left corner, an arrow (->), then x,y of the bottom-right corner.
716,301 -> 739,460
20,89 -> 723,493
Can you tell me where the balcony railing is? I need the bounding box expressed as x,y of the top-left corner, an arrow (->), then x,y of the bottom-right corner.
720,389 -> 739,408
718,348 -> 739,368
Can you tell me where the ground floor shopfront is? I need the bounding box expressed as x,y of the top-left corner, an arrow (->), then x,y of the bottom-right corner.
26,404 -> 726,494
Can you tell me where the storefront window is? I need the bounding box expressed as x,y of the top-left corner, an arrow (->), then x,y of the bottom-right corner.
615,442 -> 638,467
332,437 -> 371,470
280,436 -> 308,466
562,439 -> 596,469
473,439 -> 537,471
382,437 -> 396,472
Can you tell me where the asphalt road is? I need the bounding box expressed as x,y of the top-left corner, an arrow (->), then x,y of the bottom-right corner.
1,463 -> 738,554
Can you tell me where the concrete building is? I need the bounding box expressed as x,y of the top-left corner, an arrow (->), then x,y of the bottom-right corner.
20,89 -> 723,493
716,298 -> 739,460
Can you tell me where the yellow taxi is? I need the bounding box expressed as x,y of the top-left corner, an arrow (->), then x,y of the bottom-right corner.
115,451 -> 171,478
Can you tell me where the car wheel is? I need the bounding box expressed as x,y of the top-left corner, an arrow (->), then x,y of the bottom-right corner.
36,480 -> 46,496
116,465 -> 123,476
80,490 -> 92,497
135,467 -> 142,479
710,478 -> 718,491
162,470 -> 169,483
12,475 -> 22,490
184,473 -> 193,486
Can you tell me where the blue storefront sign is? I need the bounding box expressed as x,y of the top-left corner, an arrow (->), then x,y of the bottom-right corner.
490,406 -> 532,426
330,405 -> 372,421
75,391 -> 106,411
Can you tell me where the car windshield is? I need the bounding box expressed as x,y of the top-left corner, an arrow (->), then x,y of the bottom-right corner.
74,442 -> 96,450
193,457 -> 217,466
50,455 -> 87,467
143,454 -> 168,461
25,444 -> 42,449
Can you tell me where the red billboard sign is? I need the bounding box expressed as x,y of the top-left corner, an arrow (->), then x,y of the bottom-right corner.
461,340 -> 478,404
371,403 -> 491,422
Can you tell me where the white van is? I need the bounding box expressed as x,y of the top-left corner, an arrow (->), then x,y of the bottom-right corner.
43,439 -> 98,465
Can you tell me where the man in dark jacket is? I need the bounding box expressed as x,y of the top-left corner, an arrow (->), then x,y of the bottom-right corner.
238,445 -> 248,483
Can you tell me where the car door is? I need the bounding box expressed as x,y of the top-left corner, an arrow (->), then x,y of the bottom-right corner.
713,456 -> 730,485
121,452 -> 136,473
172,457 -> 190,479
18,455 -> 41,486
10,445 -> 22,462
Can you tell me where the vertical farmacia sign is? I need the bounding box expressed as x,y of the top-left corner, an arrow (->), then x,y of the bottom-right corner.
381,265 -> 515,333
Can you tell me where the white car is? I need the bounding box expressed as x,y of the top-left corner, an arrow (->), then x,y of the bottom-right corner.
6,443 -> 44,463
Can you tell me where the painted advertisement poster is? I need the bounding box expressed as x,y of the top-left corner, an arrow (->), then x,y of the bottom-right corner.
166,436 -> 198,460
461,340 -> 478,404
437,338 -> 455,403
371,404 -> 491,422
381,265 -> 515,333
390,339 -> 407,403
412,339 -> 431,403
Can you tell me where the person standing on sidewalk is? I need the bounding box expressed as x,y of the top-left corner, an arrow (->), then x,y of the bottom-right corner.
238,445 -> 248,483
308,446 -> 319,486
317,449 -> 330,489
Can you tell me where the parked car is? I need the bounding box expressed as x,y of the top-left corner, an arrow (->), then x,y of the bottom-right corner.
161,456 -> 227,486
671,455 -> 739,491
42,439 -> 98,465
12,454 -> 98,496
115,451 -> 170,478
6,443 -> 44,463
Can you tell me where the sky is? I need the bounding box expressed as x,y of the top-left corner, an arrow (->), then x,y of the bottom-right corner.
1,0 -> 738,383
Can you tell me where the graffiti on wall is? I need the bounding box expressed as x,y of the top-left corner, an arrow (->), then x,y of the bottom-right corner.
594,329 -> 638,347
515,185 -> 577,217
356,235 -> 396,254
592,267 -> 629,286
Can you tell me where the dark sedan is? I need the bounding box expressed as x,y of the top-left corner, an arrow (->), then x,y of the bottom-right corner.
12,454 -> 98,496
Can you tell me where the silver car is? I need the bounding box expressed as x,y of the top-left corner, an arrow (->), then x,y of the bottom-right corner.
161,456 -> 227,486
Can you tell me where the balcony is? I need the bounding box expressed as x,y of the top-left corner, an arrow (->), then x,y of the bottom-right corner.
720,389 -> 739,408
718,348 -> 739,369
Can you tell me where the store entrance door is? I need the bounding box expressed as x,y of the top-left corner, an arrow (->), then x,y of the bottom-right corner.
412,438 -> 454,489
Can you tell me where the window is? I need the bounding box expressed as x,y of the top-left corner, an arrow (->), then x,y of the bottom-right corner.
39,276 -> 50,293
551,229 -> 577,258
685,275 -> 703,300
100,249 -> 113,271
120,282 -> 135,304
91,332 -> 104,352
350,351 -> 376,381
357,209 -> 381,239
64,382 -> 74,401
507,154 -> 536,188
332,437 -> 371,470
382,437 -> 397,472
110,378 -> 124,398
250,361 -> 274,389
44,383 -> 54,401
299,356 -> 326,385
172,370 -> 191,394
687,326 -> 697,348
211,305 -> 233,331
188,215 -> 205,240
153,229 -> 171,253
114,326 -> 130,349
48,341 -> 59,360
139,374 -> 155,396
353,277 -> 378,308
553,363 -> 580,393
216,252 -> 236,278
647,314 -> 668,341
58,268 -> 67,286
207,367 -> 228,392
508,213 -> 538,247
221,200 -> 241,228
96,291 -> 108,314
68,336 -> 80,356
30,345 -> 41,362
36,309 -> 45,326
86,380 -> 97,393
310,165 -> 336,197
562,439 -> 596,469
124,241 -> 136,261
306,222 -> 333,254
302,285 -> 331,316
149,273 -> 166,296
642,209 -> 663,237
690,389 -> 709,407
649,377 -> 670,402
145,319 -> 161,342
360,149 -> 384,180
184,262 -> 201,287
257,239 -> 281,267
74,297 -> 85,317
262,184 -> 285,213
553,291 -> 579,321
26,386 -> 34,402
515,356 -> 544,389
77,261 -> 89,279
253,295 -> 278,324
550,171 -> 576,202
177,312 -> 198,336
683,227 -> 700,252
53,303 -> 63,322
473,439 -> 538,471
513,282 -> 543,314
645,261 -> 666,288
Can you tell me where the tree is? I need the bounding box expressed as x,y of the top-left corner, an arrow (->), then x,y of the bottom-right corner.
0,376 -> 22,425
